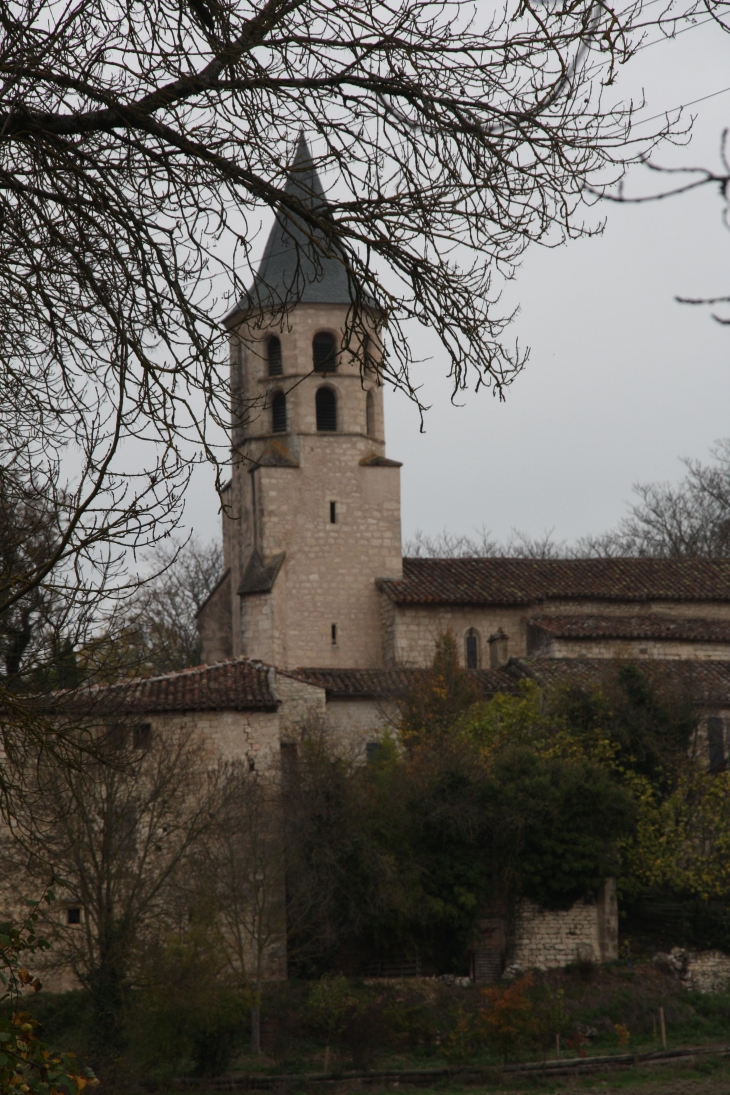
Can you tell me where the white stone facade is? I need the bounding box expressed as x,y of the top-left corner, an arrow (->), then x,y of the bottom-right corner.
506,881 -> 619,974
217,302 -> 403,670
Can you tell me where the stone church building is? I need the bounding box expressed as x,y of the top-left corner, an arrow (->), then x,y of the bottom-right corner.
198,136 -> 730,681
69,138 -> 730,979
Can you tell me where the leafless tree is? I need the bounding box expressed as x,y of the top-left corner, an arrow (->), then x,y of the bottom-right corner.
81,536 -> 224,679
405,527 -> 567,558
0,722 -> 232,1063
0,0 -> 680,684
576,439 -> 730,557
184,764 -> 288,1054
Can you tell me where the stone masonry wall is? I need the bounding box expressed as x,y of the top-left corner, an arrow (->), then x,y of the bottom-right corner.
391,604 -> 527,667
390,601 -> 730,669
198,570 -> 233,665
507,881 -> 618,974
261,441 -> 402,668
225,302 -> 403,670
542,637 -> 730,660
323,696 -> 398,754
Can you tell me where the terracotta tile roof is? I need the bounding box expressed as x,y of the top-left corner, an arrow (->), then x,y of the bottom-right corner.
528,614 -> 730,644
514,657 -> 730,706
66,657 -> 730,721
80,658 -> 277,716
379,558 -> 730,606
290,659 -> 730,708
287,666 -> 518,698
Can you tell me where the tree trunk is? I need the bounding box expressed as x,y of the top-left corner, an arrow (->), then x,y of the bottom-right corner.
251,1004 -> 261,1054
88,919 -> 130,1074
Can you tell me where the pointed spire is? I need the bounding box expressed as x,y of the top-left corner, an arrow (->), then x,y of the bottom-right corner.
240,135 -> 353,315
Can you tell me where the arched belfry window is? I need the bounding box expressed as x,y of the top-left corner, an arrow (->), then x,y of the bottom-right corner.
272,390 -> 287,433
267,335 -> 283,376
316,387 -> 337,432
465,628 -> 480,669
366,389 -> 375,438
313,331 -> 338,373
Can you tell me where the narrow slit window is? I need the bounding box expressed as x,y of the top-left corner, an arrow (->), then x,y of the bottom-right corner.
330,501 -> 337,524
267,335 -> 283,376
316,387 -> 337,431
272,390 -> 287,433
313,331 -> 337,372
465,629 -> 479,669
366,389 -> 375,437
331,623 -> 337,645
280,741 -> 298,781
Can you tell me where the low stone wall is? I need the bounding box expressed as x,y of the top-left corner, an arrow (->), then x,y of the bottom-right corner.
654,947 -> 730,993
505,881 -> 618,975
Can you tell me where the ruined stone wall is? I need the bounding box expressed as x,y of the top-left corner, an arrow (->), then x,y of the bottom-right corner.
507,881 -> 618,974
655,948 -> 730,993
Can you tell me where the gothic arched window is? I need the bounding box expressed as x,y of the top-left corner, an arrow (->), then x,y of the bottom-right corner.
313,331 -> 338,372
272,390 -> 287,433
267,335 -> 283,376
316,387 -> 337,432
366,389 -> 375,437
465,628 -> 480,669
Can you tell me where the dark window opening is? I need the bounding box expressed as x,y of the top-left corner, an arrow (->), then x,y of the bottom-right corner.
272,390 -> 287,433
366,389 -> 375,437
465,630 -> 479,669
313,331 -> 338,372
331,623 -> 337,645
280,741 -> 298,782
316,387 -> 337,432
133,722 -> 151,750
330,501 -> 337,524
366,742 -> 383,764
708,717 -> 726,773
67,907 -> 81,925
248,756 -> 256,773
267,335 -> 283,376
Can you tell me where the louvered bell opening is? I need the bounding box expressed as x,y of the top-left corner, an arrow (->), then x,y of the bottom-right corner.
267,335 -> 283,376
316,388 -> 337,431
312,331 -> 337,372
272,391 -> 287,433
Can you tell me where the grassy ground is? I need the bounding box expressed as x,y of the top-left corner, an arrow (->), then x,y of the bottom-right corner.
25,962 -> 730,1085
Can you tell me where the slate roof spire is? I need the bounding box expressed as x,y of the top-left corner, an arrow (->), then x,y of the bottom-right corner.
237,134 -> 354,315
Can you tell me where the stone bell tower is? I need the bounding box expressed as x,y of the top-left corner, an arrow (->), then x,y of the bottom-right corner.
198,136 -> 403,670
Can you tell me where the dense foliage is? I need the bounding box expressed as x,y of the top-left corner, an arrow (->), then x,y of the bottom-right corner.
285,636 -> 637,974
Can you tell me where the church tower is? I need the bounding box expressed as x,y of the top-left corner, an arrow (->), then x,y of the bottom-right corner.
199,137 -> 403,670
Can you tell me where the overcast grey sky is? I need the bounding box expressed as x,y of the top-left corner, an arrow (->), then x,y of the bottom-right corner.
184,15 -> 730,551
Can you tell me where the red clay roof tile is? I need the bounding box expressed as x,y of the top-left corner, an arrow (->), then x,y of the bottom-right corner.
528,614 -> 730,644
380,558 -> 730,606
